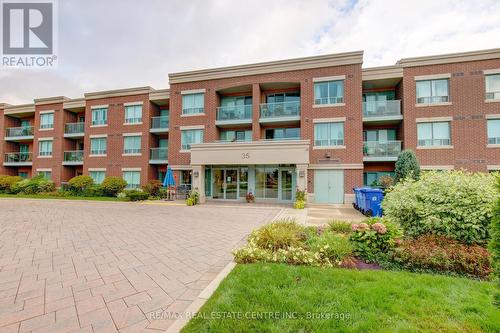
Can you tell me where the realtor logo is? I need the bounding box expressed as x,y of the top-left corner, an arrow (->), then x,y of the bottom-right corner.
1,0 -> 58,68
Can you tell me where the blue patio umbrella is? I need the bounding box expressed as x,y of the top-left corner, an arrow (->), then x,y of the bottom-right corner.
163,166 -> 176,187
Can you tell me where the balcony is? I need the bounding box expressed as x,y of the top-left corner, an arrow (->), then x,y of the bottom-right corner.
259,101 -> 300,124
62,150 -> 84,165
64,122 -> 85,138
4,152 -> 33,166
363,141 -> 402,161
5,126 -> 34,141
362,100 -> 402,123
150,116 -> 169,134
216,105 -> 252,127
149,148 -> 168,164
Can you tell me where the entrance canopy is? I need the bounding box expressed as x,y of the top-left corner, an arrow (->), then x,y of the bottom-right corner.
190,140 -> 310,165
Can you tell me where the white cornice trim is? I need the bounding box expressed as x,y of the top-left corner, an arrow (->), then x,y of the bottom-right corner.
169,51 -> 363,84
485,114 -> 500,119
85,87 -> 152,100
483,68 -> 500,75
122,167 -> 142,172
362,65 -> 403,80
398,48 -> 500,67
90,104 -> 108,109
123,101 -> 143,106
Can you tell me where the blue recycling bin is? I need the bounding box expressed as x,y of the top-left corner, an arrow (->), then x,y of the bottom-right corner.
354,187 -> 371,213
363,188 -> 384,217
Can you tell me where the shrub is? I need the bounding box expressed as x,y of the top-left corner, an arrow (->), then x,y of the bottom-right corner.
100,177 -> 127,197
68,175 -> 94,194
249,219 -> 305,251
233,243 -> 317,266
309,232 -> 353,263
378,175 -> 394,189
394,150 -> 420,183
0,175 -> 22,193
296,188 -> 306,201
391,234 -> 492,279
82,185 -> 104,197
245,192 -> 255,203
123,189 -> 149,201
489,176 -> 500,305
349,218 -> 403,262
186,190 -> 199,205
142,180 -> 162,197
382,170 -> 497,245
10,176 -> 55,194
294,200 -> 305,209
328,220 -> 353,234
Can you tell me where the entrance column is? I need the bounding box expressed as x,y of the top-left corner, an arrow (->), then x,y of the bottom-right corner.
296,164 -> 308,193
192,165 -> 205,203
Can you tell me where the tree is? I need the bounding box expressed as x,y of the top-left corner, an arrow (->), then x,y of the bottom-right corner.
394,150 -> 420,183
489,176 -> 500,306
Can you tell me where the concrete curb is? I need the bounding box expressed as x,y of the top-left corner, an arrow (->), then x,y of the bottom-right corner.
165,261 -> 237,333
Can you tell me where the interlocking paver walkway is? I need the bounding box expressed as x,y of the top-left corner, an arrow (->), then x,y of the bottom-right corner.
0,199 -> 279,332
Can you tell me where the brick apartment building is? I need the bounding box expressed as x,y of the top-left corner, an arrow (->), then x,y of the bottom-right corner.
1,48 -> 499,204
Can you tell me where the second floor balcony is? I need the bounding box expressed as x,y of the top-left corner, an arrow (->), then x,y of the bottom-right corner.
150,116 -> 169,133
149,147 -> 168,164
259,101 -> 300,124
363,141 -> 402,161
64,122 -> 85,138
5,126 -> 34,141
216,105 -> 252,127
62,150 -> 84,165
4,152 -> 33,166
362,100 -> 402,122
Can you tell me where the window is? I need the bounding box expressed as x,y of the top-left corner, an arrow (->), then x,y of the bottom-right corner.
314,80 -> 344,105
124,104 -> 142,124
91,108 -> 107,126
180,170 -> 192,185
486,74 -> 500,100
416,79 -> 449,104
266,92 -> 300,103
38,171 -> 51,180
182,93 -> 204,115
89,171 -> 105,184
363,129 -> 397,142
38,140 -> 53,156
40,113 -> 54,129
487,119 -> 500,144
364,172 -> 395,186
90,138 -> 107,155
265,128 -> 300,140
123,136 -> 141,154
18,172 -> 28,179
220,130 -> 252,142
181,129 -> 204,150
123,171 -> 140,189
417,122 -> 451,147
314,122 -> 344,146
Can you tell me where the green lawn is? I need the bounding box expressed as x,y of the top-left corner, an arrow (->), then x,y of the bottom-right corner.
0,193 -> 128,201
183,264 -> 499,333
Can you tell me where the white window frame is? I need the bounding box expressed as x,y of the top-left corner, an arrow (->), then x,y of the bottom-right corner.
91,107 -> 108,126
416,79 -> 450,104
124,104 -> 143,124
90,137 -> 107,156
313,79 -> 345,106
38,139 -> 53,157
181,129 -> 204,151
123,135 -> 142,155
39,112 -> 54,130
313,122 -> 345,148
417,121 -> 452,147
89,170 -> 106,184
122,170 -> 141,189
182,93 -> 205,115
487,118 -> 500,145
485,74 -> 500,101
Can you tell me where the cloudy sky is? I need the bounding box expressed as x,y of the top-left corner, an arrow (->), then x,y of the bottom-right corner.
1,0 -> 500,104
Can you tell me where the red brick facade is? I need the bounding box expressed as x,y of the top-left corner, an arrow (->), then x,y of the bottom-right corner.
1,49 -> 499,202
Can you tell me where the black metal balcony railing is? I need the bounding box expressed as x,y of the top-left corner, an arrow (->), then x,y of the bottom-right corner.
260,101 -> 300,119
64,122 -> 85,134
216,105 -> 252,121
63,151 -> 84,162
363,141 -> 402,157
150,148 -> 168,160
4,152 -> 33,163
5,126 -> 34,138
363,100 -> 401,118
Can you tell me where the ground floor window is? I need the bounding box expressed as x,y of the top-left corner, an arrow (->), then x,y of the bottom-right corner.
255,167 -> 279,199
204,167 -> 211,197
18,172 -> 28,179
38,171 -> 52,180
180,170 -> 192,186
363,171 -> 395,186
158,171 -> 166,183
89,171 -> 105,184
123,171 -> 140,189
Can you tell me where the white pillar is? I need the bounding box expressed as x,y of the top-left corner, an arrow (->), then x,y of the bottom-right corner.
192,165 -> 205,203
296,164 -> 308,192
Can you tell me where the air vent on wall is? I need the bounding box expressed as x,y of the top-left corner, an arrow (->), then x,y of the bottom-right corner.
452,72 -> 464,77
470,70 -> 483,75
471,115 -> 484,120
453,115 -> 466,120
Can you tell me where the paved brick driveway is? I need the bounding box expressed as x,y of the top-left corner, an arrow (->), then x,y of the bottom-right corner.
0,199 -> 279,332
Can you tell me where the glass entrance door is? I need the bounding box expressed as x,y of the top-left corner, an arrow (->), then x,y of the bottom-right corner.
280,169 -> 293,201
212,169 -> 239,200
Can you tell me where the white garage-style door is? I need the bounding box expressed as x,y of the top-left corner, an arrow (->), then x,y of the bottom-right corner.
314,170 -> 344,204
